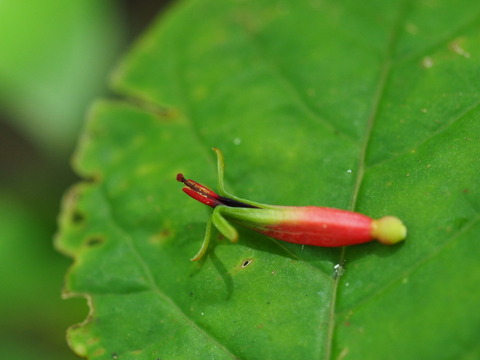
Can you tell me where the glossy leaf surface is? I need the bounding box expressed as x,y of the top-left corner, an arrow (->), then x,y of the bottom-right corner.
56,0 -> 480,359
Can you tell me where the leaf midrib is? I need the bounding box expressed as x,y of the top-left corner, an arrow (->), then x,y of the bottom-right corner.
324,1 -> 411,359
105,0 -> 480,358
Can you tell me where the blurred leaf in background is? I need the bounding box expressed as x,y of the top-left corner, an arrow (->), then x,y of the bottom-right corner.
0,0 -> 122,156
56,0 -> 480,359
0,0 -> 169,359
0,193 -> 84,360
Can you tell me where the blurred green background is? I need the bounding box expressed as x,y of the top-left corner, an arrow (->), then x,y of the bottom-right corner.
0,1 -> 171,358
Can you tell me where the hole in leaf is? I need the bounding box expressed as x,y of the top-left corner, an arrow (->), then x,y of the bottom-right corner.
241,259 -> 253,268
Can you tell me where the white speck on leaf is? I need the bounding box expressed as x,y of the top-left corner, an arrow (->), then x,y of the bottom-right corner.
233,137 -> 242,145
422,56 -> 434,68
333,263 -> 345,278
450,40 -> 471,58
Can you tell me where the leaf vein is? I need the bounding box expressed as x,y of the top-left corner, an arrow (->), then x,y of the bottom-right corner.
367,98 -> 480,170
396,9 -> 480,65
337,213 -> 480,317
237,20 -> 357,143
325,0 -> 411,358
100,186 -> 240,359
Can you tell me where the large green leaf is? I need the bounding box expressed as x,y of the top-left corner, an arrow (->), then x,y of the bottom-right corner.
56,0 -> 480,359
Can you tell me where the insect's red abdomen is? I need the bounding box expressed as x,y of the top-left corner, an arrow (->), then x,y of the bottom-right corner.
259,207 -> 374,246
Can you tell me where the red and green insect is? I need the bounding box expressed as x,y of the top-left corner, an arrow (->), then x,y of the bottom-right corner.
177,148 -> 407,261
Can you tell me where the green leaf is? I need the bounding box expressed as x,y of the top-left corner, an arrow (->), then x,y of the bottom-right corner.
0,0 -> 122,155
56,0 -> 480,359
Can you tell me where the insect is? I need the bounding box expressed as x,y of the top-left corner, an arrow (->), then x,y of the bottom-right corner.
177,148 -> 407,261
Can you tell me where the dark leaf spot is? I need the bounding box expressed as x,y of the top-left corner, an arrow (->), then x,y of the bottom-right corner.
72,210 -> 84,225
87,237 -> 104,247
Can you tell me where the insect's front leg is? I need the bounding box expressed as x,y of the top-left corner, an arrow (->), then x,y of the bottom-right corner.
190,206 -> 239,261
212,205 -> 239,243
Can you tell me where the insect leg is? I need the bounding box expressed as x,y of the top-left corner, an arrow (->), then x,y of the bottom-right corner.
212,147 -> 273,209
212,147 -> 231,197
212,205 -> 239,243
190,217 -> 213,261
